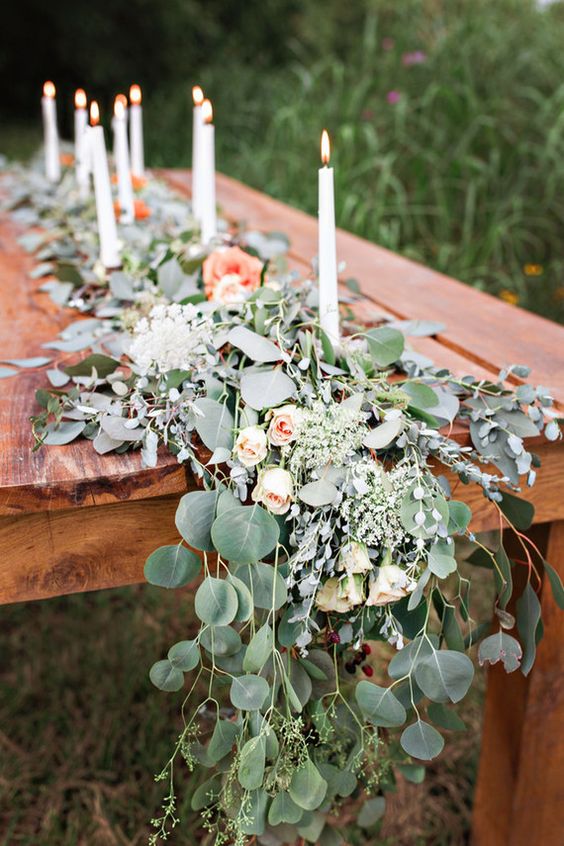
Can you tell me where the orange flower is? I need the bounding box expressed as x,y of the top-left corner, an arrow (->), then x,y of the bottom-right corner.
499,289 -> 519,306
202,246 -> 263,300
113,199 -> 121,218
60,152 -> 74,167
132,174 -> 147,191
134,199 -> 151,219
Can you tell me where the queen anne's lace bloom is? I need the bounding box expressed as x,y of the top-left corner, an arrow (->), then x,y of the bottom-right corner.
128,303 -> 215,376
342,461 -> 411,551
288,399 -> 366,475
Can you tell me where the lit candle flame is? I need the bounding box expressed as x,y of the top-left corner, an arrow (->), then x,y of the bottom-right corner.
114,97 -> 125,120
43,81 -> 56,99
202,99 -> 213,124
115,93 -> 128,110
130,84 -> 142,105
321,129 -> 330,166
192,85 -> 204,106
74,89 -> 87,109
90,101 -> 100,127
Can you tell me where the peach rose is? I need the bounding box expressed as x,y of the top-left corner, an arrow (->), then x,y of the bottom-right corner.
338,541 -> 372,575
212,273 -> 249,305
252,467 -> 293,515
203,246 -> 264,301
366,564 -> 413,606
268,404 -> 300,447
234,426 -> 267,467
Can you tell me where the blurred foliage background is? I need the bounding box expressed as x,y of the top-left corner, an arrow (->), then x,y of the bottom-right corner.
0,1 -> 561,843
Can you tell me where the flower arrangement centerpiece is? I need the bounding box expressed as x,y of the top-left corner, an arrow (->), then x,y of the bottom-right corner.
4,156 -> 562,846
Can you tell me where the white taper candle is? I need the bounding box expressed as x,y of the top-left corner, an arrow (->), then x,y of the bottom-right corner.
74,89 -> 90,199
318,129 -> 339,343
129,84 -> 144,178
41,81 -> 61,183
191,85 -> 205,222
89,101 -> 121,269
113,96 -> 135,224
200,98 -> 217,244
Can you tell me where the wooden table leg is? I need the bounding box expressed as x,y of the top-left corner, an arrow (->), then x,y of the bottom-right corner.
472,521 -> 564,846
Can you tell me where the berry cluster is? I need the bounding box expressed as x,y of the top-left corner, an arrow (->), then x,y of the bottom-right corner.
326,633 -> 373,677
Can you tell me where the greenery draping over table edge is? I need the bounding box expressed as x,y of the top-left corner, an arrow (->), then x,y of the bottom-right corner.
2,159 -> 563,846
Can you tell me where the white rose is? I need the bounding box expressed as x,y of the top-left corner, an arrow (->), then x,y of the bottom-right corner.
212,273 -> 248,304
252,467 -> 293,515
341,574 -> 365,607
234,426 -> 267,467
316,574 -> 365,613
338,541 -> 372,575
315,578 -> 351,613
268,404 -> 300,447
366,564 -> 411,606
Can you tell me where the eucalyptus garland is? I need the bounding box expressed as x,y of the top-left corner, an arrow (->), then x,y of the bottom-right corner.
3,158 -> 563,846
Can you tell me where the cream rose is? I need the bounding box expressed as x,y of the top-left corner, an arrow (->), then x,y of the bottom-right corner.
316,574 -> 365,613
211,273 -> 249,305
366,564 -> 411,606
234,426 -> 267,467
315,578 -> 351,614
268,404 -> 300,447
338,541 -> 372,575
252,467 -> 293,515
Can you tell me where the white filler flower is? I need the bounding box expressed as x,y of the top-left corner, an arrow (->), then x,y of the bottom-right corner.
128,303 -> 215,376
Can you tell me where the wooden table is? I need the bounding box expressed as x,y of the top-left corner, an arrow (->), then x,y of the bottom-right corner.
1,169 -> 562,846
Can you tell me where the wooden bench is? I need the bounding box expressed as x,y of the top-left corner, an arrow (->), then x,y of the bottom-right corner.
1,168 -> 562,846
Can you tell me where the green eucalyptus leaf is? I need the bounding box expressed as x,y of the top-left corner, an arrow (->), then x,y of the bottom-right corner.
478,631 -> 522,673
191,775 -> 222,811
498,492 -> 534,531
447,501 -> 472,534
268,791 -> 304,826
237,789 -> 268,836
397,763 -> 426,784
228,325 -> 282,362
194,577 -> 238,626
211,504 -> 279,564
516,582 -> 541,676
240,368 -> 296,411
400,720 -> 444,761
427,702 -> 466,731
366,326 -> 405,367
238,735 -> 266,789
243,624 -> 273,672
355,681 -> 406,727
230,674 -> 269,711
357,796 -> 386,827
149,659 -> 184,693
235,562 -> 287,610
543,560 -> 564,610
414,649 -> 474,703
208,719 -> 240,763
193,398 -> 234,451
227,573 -> 254,621
175,490 -> 219,552
200,625 -> 242,657
289,759 -> 328,811
167,639 -> 200,671
64,354 -> 120,378
144,545 -> 200,589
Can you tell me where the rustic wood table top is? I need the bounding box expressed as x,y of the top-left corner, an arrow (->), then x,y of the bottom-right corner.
0,168 -> 562,846
1,168 -> 563,519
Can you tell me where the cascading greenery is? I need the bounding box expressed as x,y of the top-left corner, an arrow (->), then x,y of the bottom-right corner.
3,160 -> 563,846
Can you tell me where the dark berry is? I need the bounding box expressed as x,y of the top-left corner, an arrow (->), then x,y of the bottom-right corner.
354,654 -> 364,666
345,662 -> 356,674
362,665 -> 374,677
327,631 -> 341,645
362,643 -> 372,656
